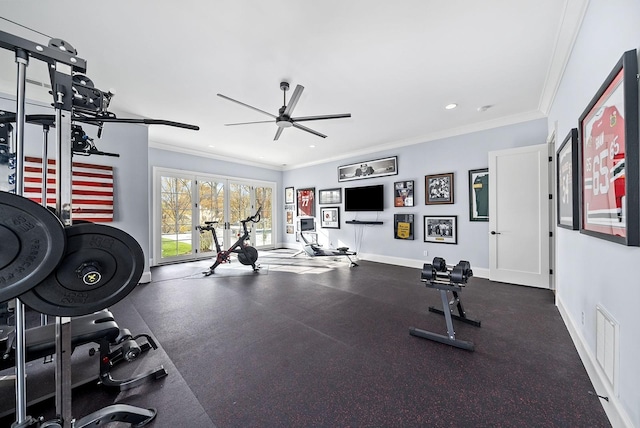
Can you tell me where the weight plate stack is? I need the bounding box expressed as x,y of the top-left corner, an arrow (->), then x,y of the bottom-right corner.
20,222 -> 144,316
0,192 -> 66,303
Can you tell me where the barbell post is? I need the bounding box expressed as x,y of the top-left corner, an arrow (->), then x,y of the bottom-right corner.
13,47 -> 31,426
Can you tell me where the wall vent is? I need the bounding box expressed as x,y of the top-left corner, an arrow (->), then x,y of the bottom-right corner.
25,78 -> 52,89
595,305 -> 618,389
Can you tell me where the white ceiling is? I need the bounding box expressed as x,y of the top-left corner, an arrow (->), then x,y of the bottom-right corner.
0,0 -> 587,170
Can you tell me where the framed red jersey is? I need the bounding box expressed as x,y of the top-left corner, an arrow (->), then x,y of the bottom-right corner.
578,49 -> 639,246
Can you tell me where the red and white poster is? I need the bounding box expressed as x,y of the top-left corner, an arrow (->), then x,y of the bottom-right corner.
296,188 -> 315,217
23,156 -> 114,222
581,70 -> 626,237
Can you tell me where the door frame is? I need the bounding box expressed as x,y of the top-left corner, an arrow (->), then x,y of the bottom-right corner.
488,143 -> 551,288
152,166 -> 276,266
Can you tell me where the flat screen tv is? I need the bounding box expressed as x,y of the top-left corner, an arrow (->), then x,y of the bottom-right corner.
344,184 -> 384,211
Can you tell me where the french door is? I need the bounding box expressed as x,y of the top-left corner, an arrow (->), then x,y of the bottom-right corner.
154,168 -> 275,265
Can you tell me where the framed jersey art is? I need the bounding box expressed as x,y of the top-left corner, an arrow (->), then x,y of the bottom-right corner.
578,49 -> 639,246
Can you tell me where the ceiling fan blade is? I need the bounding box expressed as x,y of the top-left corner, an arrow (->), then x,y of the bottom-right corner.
291,113 -> 351,122
224,120 -> 274,126
217,94 -> 276,118
274,126 -> 284,141
292,122 -> 327,138
283,84 -> 304,117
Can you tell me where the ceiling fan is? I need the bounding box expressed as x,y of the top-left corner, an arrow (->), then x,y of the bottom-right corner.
217,82 -> 351,140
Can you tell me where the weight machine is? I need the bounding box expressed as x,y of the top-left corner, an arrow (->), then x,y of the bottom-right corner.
0,27 -> 198,427
295,217 -> 358,266
409,257 -> 480,351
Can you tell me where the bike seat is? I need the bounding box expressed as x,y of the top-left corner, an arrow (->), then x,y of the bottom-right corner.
204,221 -> 218,225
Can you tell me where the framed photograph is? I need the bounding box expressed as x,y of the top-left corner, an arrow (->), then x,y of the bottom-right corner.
320,207 -> 340,229
557,129 -> 579,230
319,188 -> 342,204
297,188 -> 315,217
425,173 -> 454,205
338,156 -> 398,182
394,180 -> 414,207
394,214 -> 414,240
285,187 -> 295,204
286,225 -> 294,234
578,49 -> 639,246
424,215 -> 457,244
468,169 -> 489,221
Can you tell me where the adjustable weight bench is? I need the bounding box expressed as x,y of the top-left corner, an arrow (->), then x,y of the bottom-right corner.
0,309 -> 167,391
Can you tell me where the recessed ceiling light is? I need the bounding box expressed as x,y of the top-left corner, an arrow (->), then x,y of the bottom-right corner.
309,145 -> 316,148
445,103 -> 458,110
208,144 -> 215,148
477,105 -> 493,112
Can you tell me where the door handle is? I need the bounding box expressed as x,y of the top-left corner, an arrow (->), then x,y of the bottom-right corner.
490,231 -> 501,235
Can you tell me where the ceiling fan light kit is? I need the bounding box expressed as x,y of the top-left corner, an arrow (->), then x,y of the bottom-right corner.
217,81 -> 351,140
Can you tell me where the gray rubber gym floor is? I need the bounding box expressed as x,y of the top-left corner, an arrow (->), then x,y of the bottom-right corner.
0,250 -> 610,427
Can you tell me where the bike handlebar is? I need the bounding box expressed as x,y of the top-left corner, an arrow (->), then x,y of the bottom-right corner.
242,206 -> 262,224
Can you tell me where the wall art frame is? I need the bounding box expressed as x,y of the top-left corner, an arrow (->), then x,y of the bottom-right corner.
318,188 -> 342,205
285,187 -> 295,204
578,49 -> 639,246
468,168 -> 489,222
320,206 -> 340,229
557,129 -> 579,230
424,215 -> 457,244
394,213 -> 414,240
425,172 -> 454,205
394,180 -> 414,207
297,187 -> 316,217
338,156 -> 398,182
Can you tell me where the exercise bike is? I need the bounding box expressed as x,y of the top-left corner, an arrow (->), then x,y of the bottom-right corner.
197,207 -> 262,276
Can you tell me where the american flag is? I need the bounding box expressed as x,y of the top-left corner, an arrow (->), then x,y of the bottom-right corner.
23,156 -> 114,222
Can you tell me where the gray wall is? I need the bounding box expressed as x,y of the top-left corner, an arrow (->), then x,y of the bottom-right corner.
0,96 -> 151,281
283,118 -> 548,272
548,0 -> 640,426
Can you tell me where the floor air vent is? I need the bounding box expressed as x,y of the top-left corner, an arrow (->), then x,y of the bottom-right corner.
595,305 -> 618,389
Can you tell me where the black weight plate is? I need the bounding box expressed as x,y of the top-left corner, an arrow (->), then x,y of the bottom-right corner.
0,192 -> 66,303
20,223 -> 144,317
237,246 -> 258,265
450,265 -> 465,284
458,260 -> 472,278
420,263 -> 435,282
432,257 -> 447,272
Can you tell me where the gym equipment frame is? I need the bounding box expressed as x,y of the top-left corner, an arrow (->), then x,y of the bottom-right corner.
295,217 -> 357,266
0,28 -> 198,427
409,258 -> 480,351
197,207 -> 262,275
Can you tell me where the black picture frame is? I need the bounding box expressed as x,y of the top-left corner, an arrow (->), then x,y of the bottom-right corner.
394,214 -> 414,240
338,156 -> 398,182
394,180 -> 414,207
578,49 -> 639,246
285,187 -> 295,204
425,173 -> 454,205
318,188 -> 342,205
296,188 -> 316,217
423,215 -> 457,244
557,129 -> 579,230
320,207 -> 340,229
468,169 -> 488,222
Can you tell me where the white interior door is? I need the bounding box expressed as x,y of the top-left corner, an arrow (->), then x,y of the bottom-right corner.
489,144 -> 550,288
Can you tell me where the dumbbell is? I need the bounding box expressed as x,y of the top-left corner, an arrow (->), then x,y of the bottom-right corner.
450,260 -> 473,284
420,257 -> 448,282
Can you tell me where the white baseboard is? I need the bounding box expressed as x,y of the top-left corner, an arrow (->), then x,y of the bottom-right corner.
275,246 -> 490,278
140,270 -> 152,284
556,297 -> 632,428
